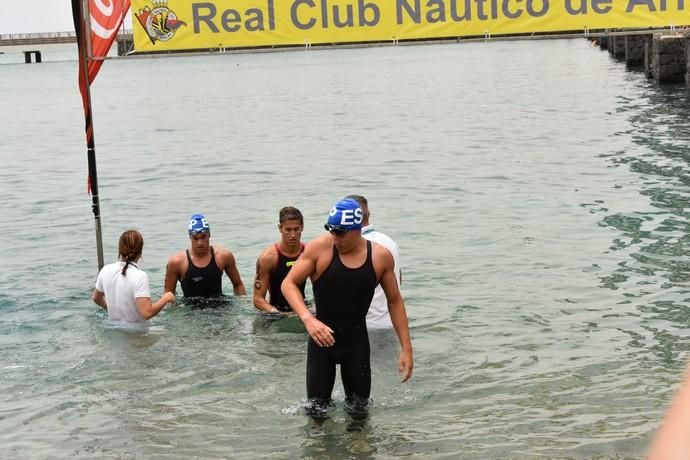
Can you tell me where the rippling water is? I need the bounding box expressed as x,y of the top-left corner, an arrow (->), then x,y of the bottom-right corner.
1,38 -> 689,458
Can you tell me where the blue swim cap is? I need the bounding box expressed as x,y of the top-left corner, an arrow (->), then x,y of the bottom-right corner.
188,214 -> 210,236
325,198 -> 363,231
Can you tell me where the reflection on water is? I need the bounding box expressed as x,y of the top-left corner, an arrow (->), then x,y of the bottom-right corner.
101,319 -> 161,349
301,416 -> 379,459
178,295 -> 235,309
599,83 -> 690,376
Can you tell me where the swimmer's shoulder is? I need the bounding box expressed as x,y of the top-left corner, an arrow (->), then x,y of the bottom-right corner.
167,249 -> 187,266
304,234 -> 332,255
256,244 -> 279,269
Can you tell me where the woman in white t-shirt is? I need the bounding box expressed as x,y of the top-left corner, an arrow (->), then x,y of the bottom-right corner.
92,229 -> 175,322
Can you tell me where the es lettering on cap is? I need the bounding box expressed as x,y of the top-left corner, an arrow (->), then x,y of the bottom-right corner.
188,213 -> 210,235
326,198 -> 363,230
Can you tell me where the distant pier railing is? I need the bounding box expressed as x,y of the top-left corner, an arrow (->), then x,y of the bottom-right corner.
0,31 -> 133,46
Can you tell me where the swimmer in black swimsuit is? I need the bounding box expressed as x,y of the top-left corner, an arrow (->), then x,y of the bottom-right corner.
253,206 -> 306,314
165,214 -> 246,299
282,198 -> 414,418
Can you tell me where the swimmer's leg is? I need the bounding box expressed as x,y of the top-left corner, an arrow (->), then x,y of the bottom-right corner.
341,334 -> 371,419
306,339 -> 336,418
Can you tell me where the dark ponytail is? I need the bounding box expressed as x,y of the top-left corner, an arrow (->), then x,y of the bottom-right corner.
118,230 -> 144,276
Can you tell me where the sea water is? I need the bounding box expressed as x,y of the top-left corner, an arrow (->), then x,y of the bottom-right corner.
1,38 -> 689,458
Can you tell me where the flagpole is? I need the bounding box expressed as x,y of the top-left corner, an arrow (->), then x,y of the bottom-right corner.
79,0 -> 105,270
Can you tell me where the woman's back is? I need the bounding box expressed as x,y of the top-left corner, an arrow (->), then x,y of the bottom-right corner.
95,261 -> 150,322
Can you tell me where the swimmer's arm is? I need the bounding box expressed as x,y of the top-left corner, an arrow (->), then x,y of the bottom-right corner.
382,272 -> 413,353
380,256 -> 413,382
282,242 -> 334,346
221,251 -> 246,296
92,289 -> 107,310
253,251 -> 279,313
135,292 -> 175,320
164,254 -> 182,294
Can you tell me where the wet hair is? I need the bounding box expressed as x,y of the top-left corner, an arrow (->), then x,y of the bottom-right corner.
345,194 -> 370,218
118,229 -> 144,276
279,206 -> 303,225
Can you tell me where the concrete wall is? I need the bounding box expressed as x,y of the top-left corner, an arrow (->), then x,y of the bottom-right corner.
650,33 -> 686,83
609,34 -> 626,58
644,36 -> 653,78
624,35 -> 646,67
600,31 -> 688,85
686,36 -> 690,85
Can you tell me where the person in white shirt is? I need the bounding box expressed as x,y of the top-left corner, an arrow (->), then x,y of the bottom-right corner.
346,195 -> 402,329
92,229 -> 175,322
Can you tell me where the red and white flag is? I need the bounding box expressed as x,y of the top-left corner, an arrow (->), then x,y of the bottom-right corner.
73,0 -> 130,92
72,0 -> 130,193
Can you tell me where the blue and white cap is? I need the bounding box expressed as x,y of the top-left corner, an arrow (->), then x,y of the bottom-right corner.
324,198 -> 363,231
188,214 -> 210,236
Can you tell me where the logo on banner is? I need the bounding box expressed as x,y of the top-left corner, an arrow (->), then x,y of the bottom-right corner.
135,1 -> 187,44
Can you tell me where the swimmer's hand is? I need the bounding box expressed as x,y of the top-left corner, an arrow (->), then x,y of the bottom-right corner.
399,349 -> 413,383
163,291 -> 175,305
303,315 -> 335,347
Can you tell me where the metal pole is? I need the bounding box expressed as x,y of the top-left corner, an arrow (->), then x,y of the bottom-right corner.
79,0 -> 105,270
83,0 -> 93,60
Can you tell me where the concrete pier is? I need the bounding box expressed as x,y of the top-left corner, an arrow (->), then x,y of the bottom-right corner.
650,33 -> 686,83
686,38 -> 690,85
0,31 -> 132,47
624,34 -> 647,67
117,36 -> 134,56
23,50 -> 41,63
608,34 -> 626,58
598,35 -> 609,50
598,31 -> 690,85
1,32 -> 76,46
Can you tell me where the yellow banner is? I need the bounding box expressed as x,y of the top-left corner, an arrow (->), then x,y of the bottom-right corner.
131,0 -> 690,51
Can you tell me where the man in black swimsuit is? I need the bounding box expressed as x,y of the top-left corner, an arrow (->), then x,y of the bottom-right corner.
165,214 -> 246,299
253,206 -> 306,314
282,199 -> 413,418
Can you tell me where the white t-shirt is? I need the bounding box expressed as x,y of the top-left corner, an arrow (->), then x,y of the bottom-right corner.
95,261 -> 150,322
362,225 -> 401,329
